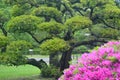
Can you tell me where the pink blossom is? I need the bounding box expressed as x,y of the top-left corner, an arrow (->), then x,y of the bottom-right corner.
59,41 -> 120,80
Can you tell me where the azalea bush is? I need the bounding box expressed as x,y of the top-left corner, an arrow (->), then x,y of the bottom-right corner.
59,41 -> 120,80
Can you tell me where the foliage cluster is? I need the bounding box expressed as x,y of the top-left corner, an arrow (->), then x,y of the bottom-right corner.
40,38 -> 70,55
33,6 -> 62,22
7,15 -> 43,33
65,16 -> 92,31
38,21 -> 65,35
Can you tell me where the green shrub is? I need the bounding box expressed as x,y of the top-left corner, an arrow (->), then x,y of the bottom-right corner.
41,65 -> 62,78
0,52 -> 27,66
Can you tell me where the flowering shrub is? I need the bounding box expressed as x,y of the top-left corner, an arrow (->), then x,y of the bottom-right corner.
59,41 -> 120,80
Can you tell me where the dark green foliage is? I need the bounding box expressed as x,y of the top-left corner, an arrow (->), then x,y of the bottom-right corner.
91,24 -> 120,39
38,21 -> 65,35
41,65 -> 62,78
73,45 -> 88,54
11,4 -> 31,16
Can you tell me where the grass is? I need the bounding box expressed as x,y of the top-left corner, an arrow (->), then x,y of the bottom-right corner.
0,65 -> 40,80
0,54 -> 80,80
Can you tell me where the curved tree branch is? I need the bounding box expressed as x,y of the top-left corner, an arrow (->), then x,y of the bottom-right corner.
27,31 -> 40,44
27,32 -> 52,44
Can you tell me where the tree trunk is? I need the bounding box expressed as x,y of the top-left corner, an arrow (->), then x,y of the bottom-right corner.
60,48 -> 73,71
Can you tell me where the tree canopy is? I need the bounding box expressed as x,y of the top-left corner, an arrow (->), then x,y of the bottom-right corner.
7,15 -> 43,33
